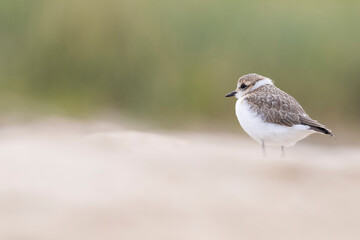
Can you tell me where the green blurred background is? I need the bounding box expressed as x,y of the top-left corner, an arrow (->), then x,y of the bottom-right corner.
1,0 -> 360,130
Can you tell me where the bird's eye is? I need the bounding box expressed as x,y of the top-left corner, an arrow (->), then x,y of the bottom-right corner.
240,83 -> 247,89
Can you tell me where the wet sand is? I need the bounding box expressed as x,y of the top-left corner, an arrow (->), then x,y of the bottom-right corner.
0,119 -> 359,240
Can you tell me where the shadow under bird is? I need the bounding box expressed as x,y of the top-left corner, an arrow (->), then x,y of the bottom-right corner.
225,73 -> 333,157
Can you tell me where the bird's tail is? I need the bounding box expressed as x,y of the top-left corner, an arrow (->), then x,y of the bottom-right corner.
308,125 -> 334,137
299,115 -> 334,137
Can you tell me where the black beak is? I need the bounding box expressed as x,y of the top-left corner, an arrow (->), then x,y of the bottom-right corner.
225,91 -> 237,97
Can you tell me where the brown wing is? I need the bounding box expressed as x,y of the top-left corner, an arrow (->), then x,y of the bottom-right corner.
245,85 -> 333,136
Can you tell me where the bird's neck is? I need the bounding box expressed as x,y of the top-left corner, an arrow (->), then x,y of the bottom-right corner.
252,78 -> 274,91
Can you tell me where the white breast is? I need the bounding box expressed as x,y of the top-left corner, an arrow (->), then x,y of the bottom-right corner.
235,97 -> 314,147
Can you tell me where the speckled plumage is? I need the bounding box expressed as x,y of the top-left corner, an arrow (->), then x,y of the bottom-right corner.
244,84 -> 332,135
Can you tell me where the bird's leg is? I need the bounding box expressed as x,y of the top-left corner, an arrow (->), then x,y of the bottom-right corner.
281,146 -> 285,158
262,140 -> 267,157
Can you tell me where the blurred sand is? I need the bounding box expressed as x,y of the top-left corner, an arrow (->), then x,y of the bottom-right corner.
0,119 -> 359,240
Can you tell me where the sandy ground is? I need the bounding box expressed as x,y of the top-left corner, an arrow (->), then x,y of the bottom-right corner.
0,118 -> 359,240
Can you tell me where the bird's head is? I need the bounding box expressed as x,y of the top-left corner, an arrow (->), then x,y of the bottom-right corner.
225,73 -> 273,99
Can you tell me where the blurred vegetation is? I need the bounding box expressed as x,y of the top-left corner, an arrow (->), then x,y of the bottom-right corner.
1,0 -> 360,128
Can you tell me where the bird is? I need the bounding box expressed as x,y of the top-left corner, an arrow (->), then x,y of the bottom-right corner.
225,73 -> 333,157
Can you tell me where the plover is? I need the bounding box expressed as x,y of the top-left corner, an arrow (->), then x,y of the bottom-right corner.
225,73 -> 333,157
